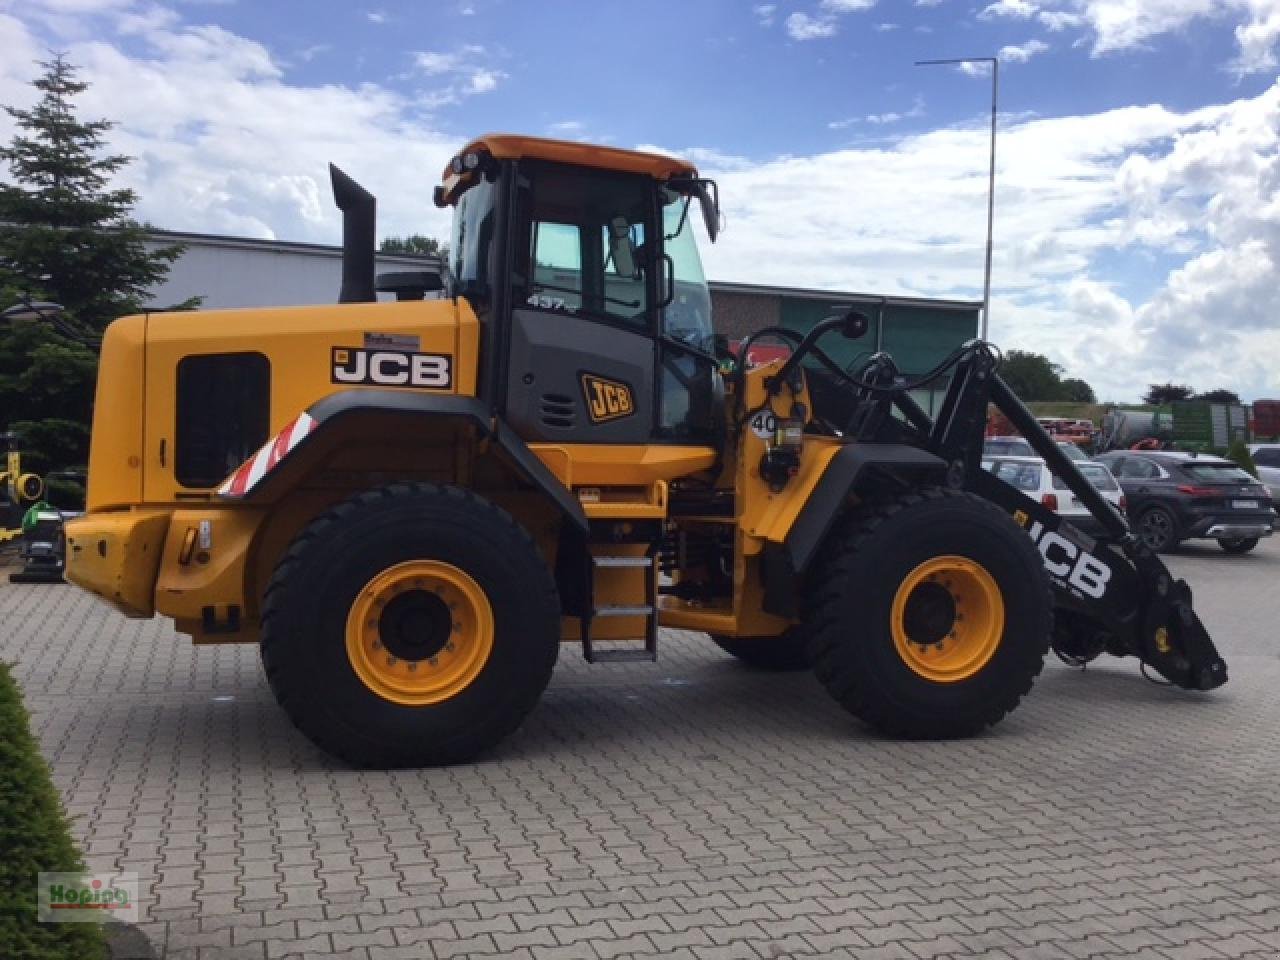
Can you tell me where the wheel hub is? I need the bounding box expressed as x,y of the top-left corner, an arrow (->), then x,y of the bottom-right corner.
378,590 -> 452,662
890,556 -> 1005,683
901,581 -> 957,647
345,560 -> 494,705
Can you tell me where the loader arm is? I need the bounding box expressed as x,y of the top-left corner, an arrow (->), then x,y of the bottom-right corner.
912,343 -> 1227,691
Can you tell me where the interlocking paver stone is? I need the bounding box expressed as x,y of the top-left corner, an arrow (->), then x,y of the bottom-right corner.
4,541 -> 1280,959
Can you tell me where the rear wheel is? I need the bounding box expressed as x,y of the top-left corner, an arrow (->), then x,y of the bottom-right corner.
1136,505 -> 1178,552
711,631 -> 809,670
261,483 -> 560,767
1218,536 -> 1259,554
806,488 -> 1051,738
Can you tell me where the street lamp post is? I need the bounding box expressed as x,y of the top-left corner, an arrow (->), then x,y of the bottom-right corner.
915,56 -> 998,341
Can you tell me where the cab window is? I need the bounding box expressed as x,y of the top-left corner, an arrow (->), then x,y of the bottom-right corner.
518,161 -> 651,331
175,352 -> 270,488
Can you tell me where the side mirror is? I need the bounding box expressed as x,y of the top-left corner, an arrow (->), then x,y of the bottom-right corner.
832,309 -> 870,340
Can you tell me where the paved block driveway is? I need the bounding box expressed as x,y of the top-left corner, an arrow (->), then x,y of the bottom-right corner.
4,541 -> 1280,959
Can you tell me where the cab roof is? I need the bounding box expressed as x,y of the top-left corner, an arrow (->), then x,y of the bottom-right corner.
437,133 -> 698,206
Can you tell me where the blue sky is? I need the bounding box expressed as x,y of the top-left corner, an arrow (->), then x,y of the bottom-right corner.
1,0 -> 1279,400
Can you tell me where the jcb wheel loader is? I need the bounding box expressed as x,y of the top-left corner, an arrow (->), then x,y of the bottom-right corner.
61,135 -> 1226,767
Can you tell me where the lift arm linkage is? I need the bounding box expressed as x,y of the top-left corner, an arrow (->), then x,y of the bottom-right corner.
909,343 -> 1227,691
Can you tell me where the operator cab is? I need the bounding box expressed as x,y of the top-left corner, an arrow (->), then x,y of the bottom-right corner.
437,135 -> 723,447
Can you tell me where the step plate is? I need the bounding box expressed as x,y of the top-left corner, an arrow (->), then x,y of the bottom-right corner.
586,647 -> 659,663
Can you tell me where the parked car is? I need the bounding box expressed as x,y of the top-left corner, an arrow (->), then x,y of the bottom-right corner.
1057,441 -> 1087,461
984,435 -> 1034,457
982,456 -> 1126,538
1249,443 -> 1280,500
1095,451 -> 1275,554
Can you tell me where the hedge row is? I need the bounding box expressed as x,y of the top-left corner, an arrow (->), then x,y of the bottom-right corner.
0,661 -> 106,959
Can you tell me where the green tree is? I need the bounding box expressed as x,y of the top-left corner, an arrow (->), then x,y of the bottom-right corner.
1143,383 -> 1194,405
0,56 -> 189,470
999,350 -> 1061,400
1060,377 -> 1096,403
380,233 -> 448,258
1225,437 -> 1259,478
1194,388 -> 1240,404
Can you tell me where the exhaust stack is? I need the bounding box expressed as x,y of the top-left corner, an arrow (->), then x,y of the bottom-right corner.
329,163 -> 376,303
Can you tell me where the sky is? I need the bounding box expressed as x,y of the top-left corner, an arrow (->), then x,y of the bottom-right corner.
1,0 -> 1279,401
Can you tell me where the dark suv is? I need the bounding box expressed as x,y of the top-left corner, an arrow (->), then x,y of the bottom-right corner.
1095,451 -> 1275,554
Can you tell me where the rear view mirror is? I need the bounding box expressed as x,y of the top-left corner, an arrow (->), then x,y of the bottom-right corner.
608,216 -> 637,278
833,309 -> 870,340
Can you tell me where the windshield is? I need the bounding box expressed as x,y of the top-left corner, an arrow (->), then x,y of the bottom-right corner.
450,178 -> 497,300
661,192 -> 714,353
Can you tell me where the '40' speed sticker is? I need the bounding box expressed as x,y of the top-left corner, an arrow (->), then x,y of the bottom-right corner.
748,408 -> 778,439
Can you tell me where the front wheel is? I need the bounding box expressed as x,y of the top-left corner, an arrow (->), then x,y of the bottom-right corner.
261,483 -> 560,767
806,488 -> 1051,738
1218,536 -> 1259,554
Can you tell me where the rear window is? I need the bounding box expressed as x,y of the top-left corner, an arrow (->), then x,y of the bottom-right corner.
1181,462 -> 1255,483
175,352 -> 271,488
1053,464 -> 1118,491
994,461 -> 1043,491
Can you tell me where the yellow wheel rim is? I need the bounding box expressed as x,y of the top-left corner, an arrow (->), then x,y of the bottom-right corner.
345,560 -> 494,706
890,555 -> 1004,683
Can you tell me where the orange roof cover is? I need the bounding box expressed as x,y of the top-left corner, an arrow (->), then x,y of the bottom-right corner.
442,134 -> 698,182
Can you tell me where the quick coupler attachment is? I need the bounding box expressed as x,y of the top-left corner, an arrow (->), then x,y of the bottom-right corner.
1139,578 -> 1228,691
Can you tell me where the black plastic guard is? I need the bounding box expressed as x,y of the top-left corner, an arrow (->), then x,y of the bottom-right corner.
968,450 -> 1227,691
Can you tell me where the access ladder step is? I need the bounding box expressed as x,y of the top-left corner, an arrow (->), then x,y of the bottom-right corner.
592,556 -> 654,568
594,604 -> 654,617
586,646 -> 659,663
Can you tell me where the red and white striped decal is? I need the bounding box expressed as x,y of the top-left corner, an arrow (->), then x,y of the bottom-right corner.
217,412 -> 316,498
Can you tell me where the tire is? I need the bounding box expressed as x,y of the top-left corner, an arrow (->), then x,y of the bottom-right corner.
1218,536 -> 1259,554
261,483 -> 560,767
806,487 -> 1051,738
711,631 -> 809,670
1136,505 -> 1179,553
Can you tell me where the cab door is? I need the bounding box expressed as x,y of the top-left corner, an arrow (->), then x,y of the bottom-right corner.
503,161 -> 657,445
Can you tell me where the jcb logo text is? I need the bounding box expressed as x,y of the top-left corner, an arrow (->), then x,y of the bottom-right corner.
1025,520 -> 1111,599
581,374 -> 634,423
332,348 -> 452,389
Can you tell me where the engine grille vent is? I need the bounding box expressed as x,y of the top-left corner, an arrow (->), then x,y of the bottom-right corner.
539,393 -> 576,429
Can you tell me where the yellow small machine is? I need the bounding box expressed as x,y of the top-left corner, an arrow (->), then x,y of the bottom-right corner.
1,436 -> 45,544
63,135 -> 1224,766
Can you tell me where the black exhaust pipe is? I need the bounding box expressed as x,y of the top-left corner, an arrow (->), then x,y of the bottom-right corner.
329,163 -> 376,303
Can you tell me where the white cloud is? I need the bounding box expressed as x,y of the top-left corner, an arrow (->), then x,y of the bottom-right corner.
980,0 -> 1280,73
410,44 -> 505,103
875,22 -> 899,31
663,82 -> 1280,400
785,11 -> 837,39
753,3 -> 776,26
820,0 -> 876,10
4,2 -> 1280,399
999,38 -> 1050,62
366,9 -> 387,24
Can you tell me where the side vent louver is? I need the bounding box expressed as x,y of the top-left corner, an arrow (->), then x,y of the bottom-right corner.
539,393 -> 576,429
